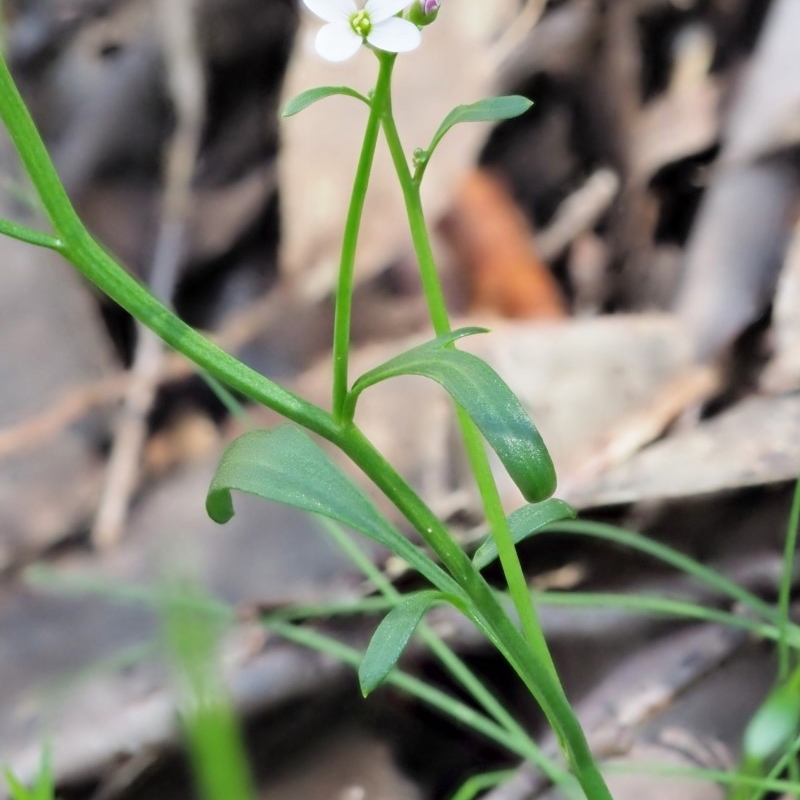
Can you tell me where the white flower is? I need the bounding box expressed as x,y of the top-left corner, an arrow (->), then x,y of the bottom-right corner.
303,0 -> 421,62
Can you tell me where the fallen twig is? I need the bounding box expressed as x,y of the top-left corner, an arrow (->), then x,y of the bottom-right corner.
91,0 -> 206,548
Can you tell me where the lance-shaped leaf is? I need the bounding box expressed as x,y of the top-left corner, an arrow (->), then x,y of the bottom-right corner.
472,499 -> 576,570
347,328 -> 557,503
425,96 -> 532,164
743,668 -> 800,763
206,426 -> 459,596
282,86 -> 369,117
359,590 -> 443,696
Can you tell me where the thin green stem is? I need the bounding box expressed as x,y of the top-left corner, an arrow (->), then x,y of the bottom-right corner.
164,586 -> 256,800
377,68 -> 448,333
376,52 -> 559,687
449,771 -> 515,800
779,479 -> 800,680
331,56 -> 393,420
606,762 -> 800,795
550,520 -> 781,624
200,372 -> 252,427
271,585 -> 798,651
530,590 -> 796,646
0,216 -> 62,250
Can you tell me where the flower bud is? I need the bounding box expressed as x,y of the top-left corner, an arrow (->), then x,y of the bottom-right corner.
407,0 -> 439,26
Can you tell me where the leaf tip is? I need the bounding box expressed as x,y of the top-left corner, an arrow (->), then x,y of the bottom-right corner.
358,669 -> 377,698
205,488 -> 235,525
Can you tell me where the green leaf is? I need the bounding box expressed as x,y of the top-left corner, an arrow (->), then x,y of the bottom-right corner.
4,770 -> 31,800
359,590 -> 442,696
3,748 -> 55,800
282,86 -> 370,117
206,425 -> 461,597
473,499 -> 576,570
163,583 -> 255,800
348,328 -> 557,503
743,671 -> 800,762
427,96 -> 532,160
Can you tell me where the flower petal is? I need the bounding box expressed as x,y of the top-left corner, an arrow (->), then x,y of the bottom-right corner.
365,0 -> 411,24
303,0 -> 355,23
316,21 -> 363,61
367,16 -> 421,52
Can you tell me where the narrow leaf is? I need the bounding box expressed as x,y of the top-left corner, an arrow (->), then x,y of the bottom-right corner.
4,770 -> 32,800
348,329 -> 557,502
359,591 -> 442,696
162,584 -> 255,800
206,426 -> 461,597
345,327 -> 484,416
31,748 -> 54,800
3,748 -> 55,800
743,671 -> 800,762
282,85 -> 369,117
428,96 -> 532,159
473,499 -> 576,570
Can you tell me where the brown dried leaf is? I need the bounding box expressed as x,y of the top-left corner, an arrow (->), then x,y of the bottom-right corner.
439,168 -> 566,319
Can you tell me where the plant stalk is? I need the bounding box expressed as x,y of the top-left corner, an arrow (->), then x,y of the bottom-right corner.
331,55 -> 393,420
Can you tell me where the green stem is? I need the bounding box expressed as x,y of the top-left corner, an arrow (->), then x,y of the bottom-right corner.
376,52 -> 559,685
164,587 -> 256,800
550,520 -> 780,623
449,771 -> 515,800
272,588 -> 797,651
331,56 -> 393,420
0,216 -> 62,250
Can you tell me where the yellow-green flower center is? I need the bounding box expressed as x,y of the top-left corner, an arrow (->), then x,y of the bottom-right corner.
350,10 -> 372,38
